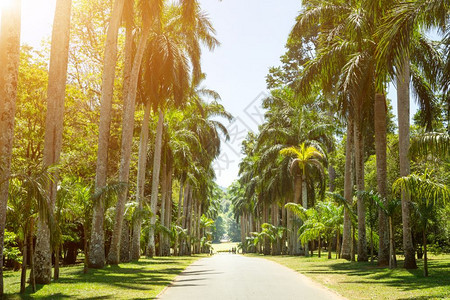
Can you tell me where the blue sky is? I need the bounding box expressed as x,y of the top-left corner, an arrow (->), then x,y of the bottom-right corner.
197,0 -> 301,187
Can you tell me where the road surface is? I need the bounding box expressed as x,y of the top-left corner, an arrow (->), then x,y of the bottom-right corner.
157,253 -> 345,300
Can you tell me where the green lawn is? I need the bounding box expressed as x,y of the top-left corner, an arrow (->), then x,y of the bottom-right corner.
253,253 -> 450,300
211,242 -> 239,253
4,256 -> 203,299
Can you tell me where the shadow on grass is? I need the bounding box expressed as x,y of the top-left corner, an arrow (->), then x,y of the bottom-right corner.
4,256 -> 203,299
301,258 -> 450,297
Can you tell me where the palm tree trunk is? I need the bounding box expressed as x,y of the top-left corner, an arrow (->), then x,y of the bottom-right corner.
341,117 -> 354,260
181,184 -> 190,255
318,235 -> 321,258
147,109 -> 164,257
83,221 -> 89,273
397,61 -> 417,269
120,220 -> 131,263
389,216 -> 396,268
119,15 -> 134,262
35,0 -> 72,284
131,101 -> 152,260
20,224 -> 28,293
336,227 -> 340,259
328,236 -> 332,259
29,218 -> 36,292
89,0 -> 125,269
174,178 -> 185,256
374,93 -> 390,266
0,1 -> 21,294
423,228 -> 428,277
354,109 -> 368,262
108,20 -> 151,265
351,224 -> 356,262
293,176 -> 301,255
301,174 -> 309,256
281,203 -> 287,255
163,166 -> 173,256
159,162 -> 167,256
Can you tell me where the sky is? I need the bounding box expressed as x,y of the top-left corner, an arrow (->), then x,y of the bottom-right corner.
1,0 -> 417,188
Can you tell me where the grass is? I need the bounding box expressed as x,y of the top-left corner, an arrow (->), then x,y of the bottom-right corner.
211,242 -> 239,253
3,255 -> 204,299
250,252 -> 450,300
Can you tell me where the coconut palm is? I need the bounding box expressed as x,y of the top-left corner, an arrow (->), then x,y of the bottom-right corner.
0,0 -> 22,294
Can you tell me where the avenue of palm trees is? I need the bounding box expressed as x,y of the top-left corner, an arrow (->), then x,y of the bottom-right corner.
0,0 -> 449,297
231,0 -> 449,276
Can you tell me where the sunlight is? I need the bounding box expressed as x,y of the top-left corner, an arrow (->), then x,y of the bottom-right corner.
0,0 -> 13,11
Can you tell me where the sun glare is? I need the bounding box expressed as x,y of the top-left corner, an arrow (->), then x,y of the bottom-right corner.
0,0 -> 13,12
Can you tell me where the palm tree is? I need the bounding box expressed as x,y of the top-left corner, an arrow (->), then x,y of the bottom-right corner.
0,0 -> 22,294
280,143 -> 326,255
410,132 -> 450,158
375,0 -> 449,269
107,0 -> 163,265
89,0 -> 126,269
393,172 -> 449,276
34,0 -> 73,283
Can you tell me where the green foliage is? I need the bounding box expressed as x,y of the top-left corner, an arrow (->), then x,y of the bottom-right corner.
3,230 -> 22,266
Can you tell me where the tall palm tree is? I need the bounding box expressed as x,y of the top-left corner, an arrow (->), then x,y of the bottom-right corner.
280,143 -> 326,255
107,0 -> 163,265
0,0 -> 22,295
34,0 -> 73,283
143,2 -> 219,257
89,0 -> 126,269
375,0 -> 449,269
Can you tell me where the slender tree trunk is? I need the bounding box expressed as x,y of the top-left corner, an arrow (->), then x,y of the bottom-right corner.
351,225 -> 356,262
163,166 -> 173,256
34,0 -> 72,284
397,61 -> 417,269
328,236 -> 332,259
292,176 -> 301,255
389,217 -> 396,268
29,218 -> 36,292
374,93 -> 390,266
301,174 -> 309,256
281,203 -> 287,255
54,246 -> 60,280
108,19 -> 150,265
147,109 -> 164,257
89,0 -> 125,269
341,117 -> 354,260
159,162 -> 167,256
0,1 -> 21,294
354,109 -> 368,262
336,227 -> 340,259
370,228 -> 374,263
109,24 -> 147,263
83,221 -> 88,274
318,235 -> 321,258
20,225 -> 28,293
131,102 -> 152,260
174,178 -> 184,256
423,229 -> 428,277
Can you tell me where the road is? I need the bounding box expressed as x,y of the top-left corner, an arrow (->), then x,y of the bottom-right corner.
157,253 -> 345,300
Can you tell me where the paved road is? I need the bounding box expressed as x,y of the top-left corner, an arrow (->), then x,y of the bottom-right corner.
157,253 -> 345,300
